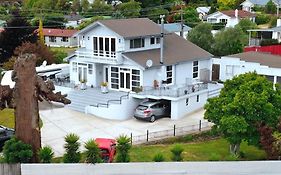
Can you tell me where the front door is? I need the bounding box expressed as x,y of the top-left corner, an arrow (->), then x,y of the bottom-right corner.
119,68 -> 131,91
78,64 -> 87,82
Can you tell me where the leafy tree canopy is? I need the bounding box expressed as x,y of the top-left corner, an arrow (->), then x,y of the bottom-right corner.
116,0 -> 141,18
235,19 -> 257,34
187,23 -> 214,53
204,72 -> 281,154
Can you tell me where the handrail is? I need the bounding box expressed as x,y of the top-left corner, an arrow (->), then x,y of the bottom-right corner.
90,91 -> 130,108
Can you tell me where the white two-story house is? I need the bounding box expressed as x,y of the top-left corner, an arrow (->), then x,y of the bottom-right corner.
66,18 -> 222,120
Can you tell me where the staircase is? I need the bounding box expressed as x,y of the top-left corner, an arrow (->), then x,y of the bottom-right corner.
66,88 -> 128,113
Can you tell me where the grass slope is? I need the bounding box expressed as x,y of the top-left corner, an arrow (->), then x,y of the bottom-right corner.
130,138 -> 266,162
0,109 -> 14,128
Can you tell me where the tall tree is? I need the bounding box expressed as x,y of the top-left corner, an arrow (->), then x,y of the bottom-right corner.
81,0 -> 90,13
0,10 -> 37,63
187,23 -> 214,53
116,0 -> 141,18
235,19 -> 257,34
265,0 -> 277,14
212,27 -> 247,56
89,0 -> 113,16
71,0 -> 82,12
204,72 -> 281,155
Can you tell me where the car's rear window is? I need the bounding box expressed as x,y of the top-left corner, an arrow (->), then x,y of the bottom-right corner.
137,105 -> 148,110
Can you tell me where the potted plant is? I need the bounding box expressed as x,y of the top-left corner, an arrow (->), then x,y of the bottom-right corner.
101,82 -> 108,93
80,80 -> 87,90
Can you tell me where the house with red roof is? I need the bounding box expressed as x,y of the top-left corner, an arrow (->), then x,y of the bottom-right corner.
206,9 -> 256,28
42,28 -> 78,47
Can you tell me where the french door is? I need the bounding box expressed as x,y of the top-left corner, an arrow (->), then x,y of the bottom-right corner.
78,65 -> 87,82
119,68 -> 131,91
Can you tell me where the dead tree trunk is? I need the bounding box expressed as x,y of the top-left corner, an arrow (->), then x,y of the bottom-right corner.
13,54 -> 41,162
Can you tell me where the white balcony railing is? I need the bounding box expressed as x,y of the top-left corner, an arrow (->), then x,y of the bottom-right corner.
75,48 -> 119,64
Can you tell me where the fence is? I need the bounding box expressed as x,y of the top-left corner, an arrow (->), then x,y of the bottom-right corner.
131,120 -> 212,144
244,45 -> 281,56
0,164 -> 21,175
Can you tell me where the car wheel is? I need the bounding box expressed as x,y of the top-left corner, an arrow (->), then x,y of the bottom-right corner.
150,115 -> 156,122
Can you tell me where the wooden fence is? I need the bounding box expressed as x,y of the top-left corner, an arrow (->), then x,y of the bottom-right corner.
0,164 -> 21,175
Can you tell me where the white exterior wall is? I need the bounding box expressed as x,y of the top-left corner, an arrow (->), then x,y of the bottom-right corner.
216,57 -> 281,81
85,96 -> 141,120
241,1 -> 254,12
170,91 -> 208,120
226,18 -> 240,28
143,66 -> 162,87
44,36 -> 78,47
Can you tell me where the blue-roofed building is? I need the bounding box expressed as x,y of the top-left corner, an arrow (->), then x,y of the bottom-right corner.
160,23 -> 192,39
241,0 -> 280,12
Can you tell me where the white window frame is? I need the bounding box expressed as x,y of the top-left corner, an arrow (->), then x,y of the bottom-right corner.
88,64 -> 93,75
49,36 -> 56,42
226,65 -> 234,75
62,37 -> 69,42
130,38 -> 145,49
196,95 -> 200,102
186,98 -> 189,106
193,60 -> 199,79
72,62 -> 77,72
166,65 -> 173,85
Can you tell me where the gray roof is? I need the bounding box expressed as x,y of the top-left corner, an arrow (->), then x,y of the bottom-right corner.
228,51 -> 281,68
123,33 -> 212,68
246,0 -> 280,6
76,18 -> 163,38
160,23 -> 192,33
247,26 -> 281,32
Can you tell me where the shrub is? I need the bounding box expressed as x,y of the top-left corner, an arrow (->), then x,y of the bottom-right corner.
84,139 -> 102,164
260,39 -> 279,46
170,144 -> 184,161
38,146 -> 54,163
225,154 -> 239,161
183,135 -> 194,142
153,153 -> 165,162
255,14 -> 271,25
63,133 -> 81,163
116,135 -> 131,162
52,50 -> 67,64
3,137 -> 33,163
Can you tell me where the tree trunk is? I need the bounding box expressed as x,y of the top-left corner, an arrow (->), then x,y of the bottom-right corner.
13,54 -> 41,163
229,143 -> 240,156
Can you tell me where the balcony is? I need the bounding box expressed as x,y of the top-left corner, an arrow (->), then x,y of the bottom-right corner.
132,83 -> 209,100
75,48 -> 120,64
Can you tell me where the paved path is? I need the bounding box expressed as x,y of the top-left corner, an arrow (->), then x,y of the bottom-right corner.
39,102 -> 207,156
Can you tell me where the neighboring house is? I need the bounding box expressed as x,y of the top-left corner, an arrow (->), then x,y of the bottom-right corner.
213,51 -> 281,85
206,9 -> 256,28
64,14 -> 84,28
247,19 -> 281,46
66,18 -> 222,120
160,23 -> 192,38
196,6 -> 211,20
241,0 -> 280,12
42,28 -> 78,47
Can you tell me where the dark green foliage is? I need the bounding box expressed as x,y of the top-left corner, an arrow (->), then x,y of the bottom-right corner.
31,13 -> 66,28
188,23 -> 214,53
265,0 -> 277,14
170,144 -> 184,161
84,139 -> 102,164
3,137 -> 33,163
270,16 -> 278,27
146,7 -> 169,22
153,153 -> 165,162
38,146 -> 54,163
0,11 -> 37,63
236,19 -> 257,34
260,39 -> 279,46
255,14 -> 271,25
204,72 -> 281,149
116,135 -> 131,162
116,0 -> 141,18
76,16 -> 104,30
63,133 -> 81,163
212,27 -> 247,56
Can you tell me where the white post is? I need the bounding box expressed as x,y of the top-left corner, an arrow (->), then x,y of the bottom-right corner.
160,15 -> 165,65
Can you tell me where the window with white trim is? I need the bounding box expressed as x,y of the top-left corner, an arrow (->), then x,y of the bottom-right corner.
226,65 -> 234,75
72,62 -> 77,72
166,65 -> 173,84
186,98 -> 189,106
193,60 -> 199,79
49,36 -> 56,42
62,37 -> 69,42
130,38 -> 145,49
132,69 -> 141,92
196,95 -> 200,102
111,67 -> 119,89
88,64 -> 93,74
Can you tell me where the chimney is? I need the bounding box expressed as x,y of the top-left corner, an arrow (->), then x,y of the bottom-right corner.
160,15 -> 165,65
277,19 -> 281,27
235,9 -> 239,18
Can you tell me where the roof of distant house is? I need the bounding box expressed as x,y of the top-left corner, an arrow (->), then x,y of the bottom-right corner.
75,18 -> 163,38
220,10 -> 256,18
64,14 -> 83,21
123,33 -> 212,67
242,0 -> 279,6
228,51 -> 281,68
42,28 -> 78,37
160,23 -> 192,33
196,6 -> 211,14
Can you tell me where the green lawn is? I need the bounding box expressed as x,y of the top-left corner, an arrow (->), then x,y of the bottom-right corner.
0,109 -> 14,128
130,138 -> 266,162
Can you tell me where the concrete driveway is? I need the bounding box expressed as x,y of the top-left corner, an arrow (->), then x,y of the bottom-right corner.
39,102 -> 207,156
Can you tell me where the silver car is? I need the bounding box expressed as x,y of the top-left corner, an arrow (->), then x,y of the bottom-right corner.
134,100 -> 170,122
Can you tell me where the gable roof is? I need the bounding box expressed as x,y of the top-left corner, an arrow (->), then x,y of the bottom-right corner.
228,51 -> 281,68
243,0 -> 279,6
220,10 -> 256,18
42,28 -> 78,37
196,7 -> 211,14
123,33 -> 212,67
75,18 -> 162,38
161,23 -> 192,33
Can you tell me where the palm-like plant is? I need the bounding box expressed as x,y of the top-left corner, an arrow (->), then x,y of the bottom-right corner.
84,139 -> 102,164
116,135 -> 131,162
38,146 -> 54,163
63,133 -> 81,163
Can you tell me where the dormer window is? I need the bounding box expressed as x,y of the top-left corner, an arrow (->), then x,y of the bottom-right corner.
150,37 -> 160,45
130,38 -> 145,49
